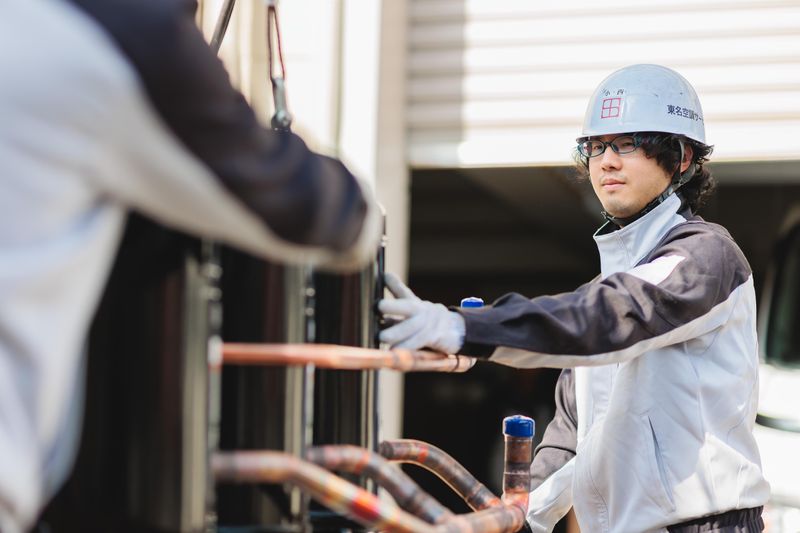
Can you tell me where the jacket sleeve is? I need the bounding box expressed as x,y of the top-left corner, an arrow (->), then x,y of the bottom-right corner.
526,369 -> 577,531
457,224 -> 752,368
69,0 -> 380,271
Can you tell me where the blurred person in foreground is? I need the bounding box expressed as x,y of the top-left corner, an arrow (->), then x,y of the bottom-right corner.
0,1 -> 381,531
380,64 -> 769,532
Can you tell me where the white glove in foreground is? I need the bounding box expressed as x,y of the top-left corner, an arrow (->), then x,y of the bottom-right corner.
378,273 -> 465,353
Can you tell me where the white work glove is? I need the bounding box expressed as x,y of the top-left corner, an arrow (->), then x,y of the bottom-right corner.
378,273 -> 466,354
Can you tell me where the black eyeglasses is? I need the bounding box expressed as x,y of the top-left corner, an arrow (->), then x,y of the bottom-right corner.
577,135 -> 642,158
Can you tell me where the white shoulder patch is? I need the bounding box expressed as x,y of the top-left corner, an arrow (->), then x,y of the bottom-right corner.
626,254 -> 686,285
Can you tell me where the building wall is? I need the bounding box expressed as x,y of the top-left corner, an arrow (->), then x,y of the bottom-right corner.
408,0 -> 800,168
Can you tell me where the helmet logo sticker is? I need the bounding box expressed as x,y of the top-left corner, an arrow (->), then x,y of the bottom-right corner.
667,105 -> 703,122
601,97 -> 622,118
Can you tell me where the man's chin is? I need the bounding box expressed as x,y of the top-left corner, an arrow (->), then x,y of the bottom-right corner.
603,205 -> 637,219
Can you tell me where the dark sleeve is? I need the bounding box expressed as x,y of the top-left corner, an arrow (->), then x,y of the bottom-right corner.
69,0 -> 366,251
531,369 -> 577,490
456,223 -> 752,367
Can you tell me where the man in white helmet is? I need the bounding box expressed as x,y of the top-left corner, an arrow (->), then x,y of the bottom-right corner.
379,64 -> 769,531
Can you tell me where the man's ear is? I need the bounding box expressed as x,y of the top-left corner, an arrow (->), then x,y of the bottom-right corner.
681,144 -> 694,173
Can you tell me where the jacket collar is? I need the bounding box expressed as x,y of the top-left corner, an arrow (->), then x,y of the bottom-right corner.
593,193 -> 688,279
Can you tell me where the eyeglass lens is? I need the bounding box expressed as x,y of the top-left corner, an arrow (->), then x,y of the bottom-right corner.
579,136 -> 638,157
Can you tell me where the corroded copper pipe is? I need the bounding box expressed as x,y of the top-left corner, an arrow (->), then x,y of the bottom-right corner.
378,439 -> 502,511
220,343 -> 476,373
213,450 -> 434,533
213,450 -> 527,533
440,505 -> 526,533
306,445 -> 453,524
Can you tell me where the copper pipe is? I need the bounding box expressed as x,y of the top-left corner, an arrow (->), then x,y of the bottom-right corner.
213,450 -> 433,533
440,505 -> 526,533
220,343 -> 476,373
502,432 -> 533,508
379,439 -> 502,511
499,415 -> 534,522
213,450 -> 527,533
306,445 -> 453,524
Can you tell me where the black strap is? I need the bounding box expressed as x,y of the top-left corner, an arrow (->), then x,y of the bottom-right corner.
601,139 -> 695,228
667,506 -> 764,533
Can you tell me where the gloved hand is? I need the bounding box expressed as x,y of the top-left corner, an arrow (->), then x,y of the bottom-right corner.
378,273 -> 465,353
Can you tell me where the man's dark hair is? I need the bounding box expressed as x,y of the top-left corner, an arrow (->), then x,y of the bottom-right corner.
574,132 -> 716,213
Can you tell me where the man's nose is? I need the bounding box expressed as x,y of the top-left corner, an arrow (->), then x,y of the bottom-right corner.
600,145 -> 622,170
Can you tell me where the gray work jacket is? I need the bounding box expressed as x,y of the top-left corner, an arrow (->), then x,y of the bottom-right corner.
458,194 -> 770,532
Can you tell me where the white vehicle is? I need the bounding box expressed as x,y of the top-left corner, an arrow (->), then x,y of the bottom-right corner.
756,208 -> 800,532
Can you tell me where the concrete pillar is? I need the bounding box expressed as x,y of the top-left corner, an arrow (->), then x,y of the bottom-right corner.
338,0 -> 409,442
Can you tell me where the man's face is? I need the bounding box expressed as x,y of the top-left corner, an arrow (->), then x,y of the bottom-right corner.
588,134 -> 673,219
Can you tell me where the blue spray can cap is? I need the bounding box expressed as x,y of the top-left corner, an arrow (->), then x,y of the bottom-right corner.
503,415 -> 535,438
460,297 -> 484,308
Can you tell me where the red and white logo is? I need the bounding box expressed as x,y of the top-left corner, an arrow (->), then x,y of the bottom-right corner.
601,97 -> 622,119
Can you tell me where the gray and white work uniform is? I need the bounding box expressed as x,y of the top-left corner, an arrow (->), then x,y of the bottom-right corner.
0,1 -> 381,531
457,193 -> 770,532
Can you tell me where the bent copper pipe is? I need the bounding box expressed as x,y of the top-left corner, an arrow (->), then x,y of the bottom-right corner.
213,450 -> 433,532
213,450 -> 527,533
219,343 -> 476,373
306,445 -> 453,524
378,439 -> 502,511
444,505 -> 526,532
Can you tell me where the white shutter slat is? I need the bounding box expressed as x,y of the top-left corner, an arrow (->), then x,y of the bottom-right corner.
408,0 -> 800,167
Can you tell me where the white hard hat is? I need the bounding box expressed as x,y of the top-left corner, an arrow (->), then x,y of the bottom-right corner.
580,64 -> 705,144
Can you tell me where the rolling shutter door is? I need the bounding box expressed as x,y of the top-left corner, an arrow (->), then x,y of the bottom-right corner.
408,0 -> 800,168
